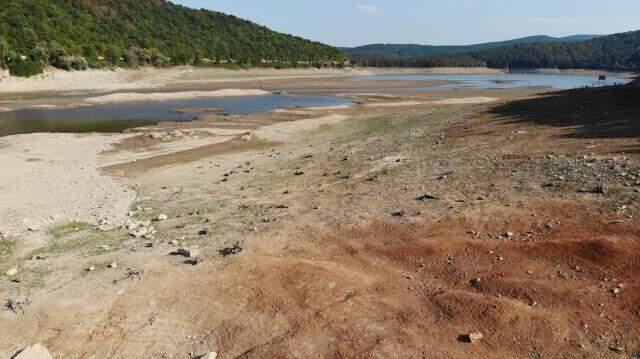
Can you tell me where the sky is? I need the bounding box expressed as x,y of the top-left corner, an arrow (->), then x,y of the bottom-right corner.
174,0 -> 640,47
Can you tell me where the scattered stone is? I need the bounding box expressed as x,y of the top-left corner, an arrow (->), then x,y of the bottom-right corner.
609,345 -> 624,353
88,266 -> 95,272
27,225 -> 40,232
577,185 -> 606,194
392,210 -> 407,217
125,267 -> 145,281
13,343 -> 53,359
219,244 -> 243,258
460,332 -> 484,344
294,170 -> 305,176
109,262 -> 118,269
129,227 -> 149,238
200,352 -> 218,359
177,248 -> 201,258
416,194 -> 439,201
4,297 -> 31,314
198,229 -> 209,236
5,268 -> 18,276
170,239 -> 179,245
155,214 -> 168,221
470,278 -> 482,287
100,244 -> 111,251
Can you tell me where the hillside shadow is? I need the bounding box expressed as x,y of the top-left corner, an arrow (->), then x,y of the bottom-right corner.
489,84 -> 640,140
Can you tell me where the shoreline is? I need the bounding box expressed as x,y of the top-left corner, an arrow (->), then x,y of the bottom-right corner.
0,66 -> 635,97
0,66 -> 510,96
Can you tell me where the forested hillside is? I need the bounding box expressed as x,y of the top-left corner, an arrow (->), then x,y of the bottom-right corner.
343,35 -> 599,59
354,31 -> 640,71
0,0 -> 348,76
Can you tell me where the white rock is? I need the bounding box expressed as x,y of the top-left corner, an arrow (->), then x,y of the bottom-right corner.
109,262 -> 118,269
155,214 -> 168,221
14,343 -> 53,359
88,266 -> 95,272
202,352 -> 218,359
130,227 -> 149,238
5,268 -> 18,276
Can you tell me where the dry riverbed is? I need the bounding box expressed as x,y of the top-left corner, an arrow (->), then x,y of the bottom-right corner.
1,75 -> 639,358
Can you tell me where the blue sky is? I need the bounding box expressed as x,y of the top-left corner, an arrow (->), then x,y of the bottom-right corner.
174,1 -> 640,47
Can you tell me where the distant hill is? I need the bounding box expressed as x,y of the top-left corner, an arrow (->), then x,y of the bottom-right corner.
352,31 -> 640,71
342,35 -> 600,59
0,0 -> 348,76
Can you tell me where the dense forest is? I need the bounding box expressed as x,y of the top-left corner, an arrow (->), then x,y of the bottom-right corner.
0,0 -> 349,76
353,31 -> 640,71
343,35 -> 598,59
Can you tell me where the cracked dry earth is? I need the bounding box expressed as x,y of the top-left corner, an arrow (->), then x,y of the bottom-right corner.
2,96 -> 640,358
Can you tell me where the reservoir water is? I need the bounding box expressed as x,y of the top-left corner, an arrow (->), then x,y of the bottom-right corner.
353,73 -> 632,90
0,73 -> 633,137
0,94 -> 352,137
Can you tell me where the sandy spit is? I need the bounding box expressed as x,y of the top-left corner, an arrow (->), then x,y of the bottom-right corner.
85,89 -> 271,104
431,97 -> 498,105
253,114 -> 351,142
364,101 -> 426,107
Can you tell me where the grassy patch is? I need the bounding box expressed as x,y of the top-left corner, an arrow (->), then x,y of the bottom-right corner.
48,221 -> 94,240
0,239 -> 16,261
31,228 -> 126,258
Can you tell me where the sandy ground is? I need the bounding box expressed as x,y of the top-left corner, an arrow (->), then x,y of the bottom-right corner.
85,89 -> 271,104
1,74 -> 639,358
0,133 -> 135,235
0,66 -> 511,96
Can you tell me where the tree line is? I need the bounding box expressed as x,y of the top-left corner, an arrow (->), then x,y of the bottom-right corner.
352,31 -> 640,71
0,0 -> 349,77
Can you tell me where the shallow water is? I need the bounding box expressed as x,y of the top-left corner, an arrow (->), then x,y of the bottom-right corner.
0,94 -> 352,137
354,73 -> 632,90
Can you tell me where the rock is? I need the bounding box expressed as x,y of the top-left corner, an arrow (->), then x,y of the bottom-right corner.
461,332 -> 484,344
170,239 -> 179,245
392,209 -> 406,217
109,262 -> 118,269
155,214 -> 168,221
198,229 -> 209,236
129,227 -> 149,238
27,225 -> 40,232
294,170 -> 305,176
201,352 -> 218,359
177,248 -> 200,258
88,266 -> 95,272
470,278 -> 482,287
219,244 -> 243,258
13,343 -> 53,359
416,194 -> 439,201
241,134 -> 252,141
609,345 -> 624,353
5,268 -> 18,276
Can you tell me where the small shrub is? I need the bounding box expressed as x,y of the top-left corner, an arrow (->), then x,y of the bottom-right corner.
8,58 -> 43,77
71,56 -> 88,70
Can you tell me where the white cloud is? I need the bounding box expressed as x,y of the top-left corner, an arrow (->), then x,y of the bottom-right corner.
355,4 -> 378,14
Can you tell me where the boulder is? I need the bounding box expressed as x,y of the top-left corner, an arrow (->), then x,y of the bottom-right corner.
6,268 -> 18,276
177,248 -> 200,258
